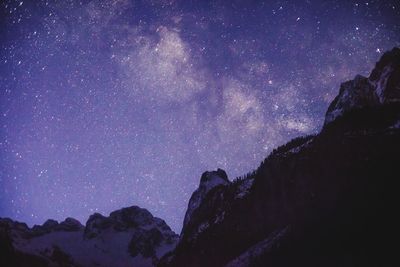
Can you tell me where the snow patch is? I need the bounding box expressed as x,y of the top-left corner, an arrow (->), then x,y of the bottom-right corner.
197,222 -> 209,234
235,178 -> 254,199
188,221 -> 210,242
371,65 -> 393,102
389,119 -> 400,129
286,137 -> 314,155
3,207 -> 178,267
325,108 -> 344,124
214,211 -> 226,224
12,227 -> 166,267
225,227 -> 289,267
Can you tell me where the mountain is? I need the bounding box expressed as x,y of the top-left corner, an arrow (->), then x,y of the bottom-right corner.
182,169 -> 230,229
0,206 -> 178,267
325,47 -> 400,124
1,47 -> 399,267
159,47 -> 400,267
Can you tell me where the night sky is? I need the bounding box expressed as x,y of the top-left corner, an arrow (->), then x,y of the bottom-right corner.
0,0 -> 399,232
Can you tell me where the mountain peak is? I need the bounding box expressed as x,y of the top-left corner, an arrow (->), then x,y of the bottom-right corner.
182,169 -> 230,229
369,47 -> 400,102
29,217 -> 83,236
199,168 -> 229,187
325,47 -> 400,125
84,205 -> 169,239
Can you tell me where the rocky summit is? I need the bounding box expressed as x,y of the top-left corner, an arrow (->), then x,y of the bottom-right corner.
325,47 -> 400,124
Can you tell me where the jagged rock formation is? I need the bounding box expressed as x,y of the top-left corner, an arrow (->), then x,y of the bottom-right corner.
182,168 -> 230,229
0,206 -> 178,267
325,47 -> 400,124
159,47 -> 400,267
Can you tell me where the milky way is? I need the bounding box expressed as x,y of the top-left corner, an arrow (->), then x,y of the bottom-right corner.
0,0 -> 399,232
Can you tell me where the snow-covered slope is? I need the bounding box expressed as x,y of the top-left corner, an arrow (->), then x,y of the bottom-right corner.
0,206 -> 178,267
225,227 -> 289,267
325,47 -> 400,125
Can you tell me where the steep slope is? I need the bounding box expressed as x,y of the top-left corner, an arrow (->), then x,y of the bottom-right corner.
159,47 -> 400,267
182,169 -> 230,230
0,206 -> 178,267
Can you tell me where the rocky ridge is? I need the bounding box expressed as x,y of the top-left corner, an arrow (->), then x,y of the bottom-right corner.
0,206 -> 178,267
325,47 -> 400,124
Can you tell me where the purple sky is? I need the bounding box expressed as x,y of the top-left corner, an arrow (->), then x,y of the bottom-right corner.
1,0 -> 399,232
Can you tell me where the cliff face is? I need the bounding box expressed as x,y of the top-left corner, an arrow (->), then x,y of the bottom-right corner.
0,206 -> 178,267
182,169 -> 230,230
160,48 -> 400,267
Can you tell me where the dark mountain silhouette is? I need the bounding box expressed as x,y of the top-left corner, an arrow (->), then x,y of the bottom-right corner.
159,47 -> 400,267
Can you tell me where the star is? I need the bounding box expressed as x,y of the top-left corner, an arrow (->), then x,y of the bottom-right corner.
0,0 -> 399,233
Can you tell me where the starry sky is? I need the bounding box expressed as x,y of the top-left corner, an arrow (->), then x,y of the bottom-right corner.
0,0 -> 399,232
